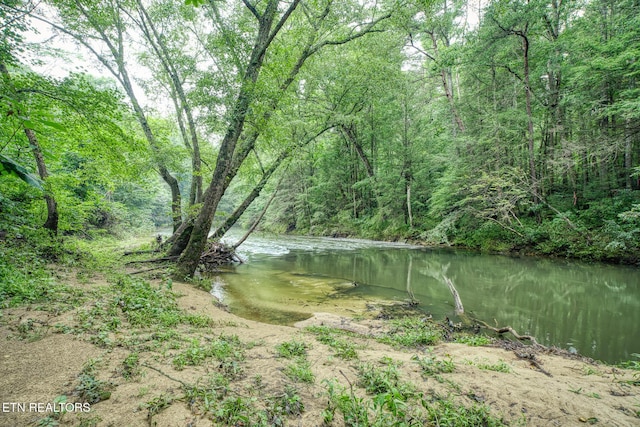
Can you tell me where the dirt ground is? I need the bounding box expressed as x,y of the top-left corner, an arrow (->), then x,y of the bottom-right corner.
0,272 -> 638,427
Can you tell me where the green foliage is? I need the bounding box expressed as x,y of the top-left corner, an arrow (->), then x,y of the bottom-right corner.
172,335 -> 245,373
356,361 -> 414,398
413,353 -> 456,377
140,394 -> 174,420
112,276 -> 182,327
121,352 -> 141,380
378,316 -> 443,348
421,396 -> 506,427
454,334 -> 493,347
322,372 -> 505,427
213,397 -> 255,426
283,358 -> 315,384
65,273 -> 221,350
305,326 -> 359,360
275,339 -> 309,359
619,353 -> 640,371
0,233 -> 84,309
466,359 -> 513,374
0,153 -> 43,189
265,385 -> 304,423
1,53 -> 167,237
75,360 -> 112,404
322,379 -> 371,426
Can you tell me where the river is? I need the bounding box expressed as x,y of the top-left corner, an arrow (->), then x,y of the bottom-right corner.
207,232 -> 640,364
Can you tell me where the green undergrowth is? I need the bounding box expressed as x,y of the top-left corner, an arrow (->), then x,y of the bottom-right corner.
306,319 -> 508,426
63,274 -> 217,349
305,326 -> 361,360
378,316 -> 444,348
0,234 -> 84,310
321,354 -> 505,426
173,335 -> 245,375
322,376 -> 506,427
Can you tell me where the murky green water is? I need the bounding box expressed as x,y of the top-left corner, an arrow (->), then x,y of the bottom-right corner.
210,232 -> 640,363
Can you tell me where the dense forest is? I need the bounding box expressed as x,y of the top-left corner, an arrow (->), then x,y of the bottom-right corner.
2,0 -> 639,277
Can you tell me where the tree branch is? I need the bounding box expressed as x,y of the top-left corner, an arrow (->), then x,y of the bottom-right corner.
265,0 -> 301,49
407,34 -> 437,62
241,0 -> 261,20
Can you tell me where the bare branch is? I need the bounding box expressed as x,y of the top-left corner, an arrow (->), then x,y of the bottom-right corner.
311,12 -> 392,55
407,34 -> 437,62
241,0 -> 261,20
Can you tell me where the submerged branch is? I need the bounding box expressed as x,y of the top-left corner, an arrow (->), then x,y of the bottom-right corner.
443,276 -> 464,315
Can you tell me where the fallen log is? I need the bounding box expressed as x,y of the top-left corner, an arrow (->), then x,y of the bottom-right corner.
473,318 -> 543,348
125,241 -> 240,272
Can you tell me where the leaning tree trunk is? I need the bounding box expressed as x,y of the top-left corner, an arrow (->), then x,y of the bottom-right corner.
172,0 -> 283,278
171,0 -> 389,277
25,128 -> 58,234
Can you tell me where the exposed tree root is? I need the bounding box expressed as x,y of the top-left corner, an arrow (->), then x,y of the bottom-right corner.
125,241 -> 241,273
199,241 -> 242,271
141,363 -> 190,388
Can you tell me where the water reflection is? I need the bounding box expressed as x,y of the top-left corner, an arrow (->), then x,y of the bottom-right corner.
211,233 -> 640,363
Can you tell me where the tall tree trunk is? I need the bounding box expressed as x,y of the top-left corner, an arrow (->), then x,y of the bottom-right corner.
429,33 -> 465,134
121,72 -> 183,231
341,124 -> 374,178
25,128 -> 58,234
624,119 -> 633,189
406,180 -> 413,228
522,34 -> 538,203
171,0 -> 389,276
402,91 -> 413,227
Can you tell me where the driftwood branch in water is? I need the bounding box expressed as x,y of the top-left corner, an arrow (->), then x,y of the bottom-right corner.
474,318 -> 543,347
232,175 -> 283,250
440,275 -> 550,375
443,276 -> 464,315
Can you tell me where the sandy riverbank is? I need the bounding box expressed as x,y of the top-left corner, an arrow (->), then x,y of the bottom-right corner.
1,273 -> 638,427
